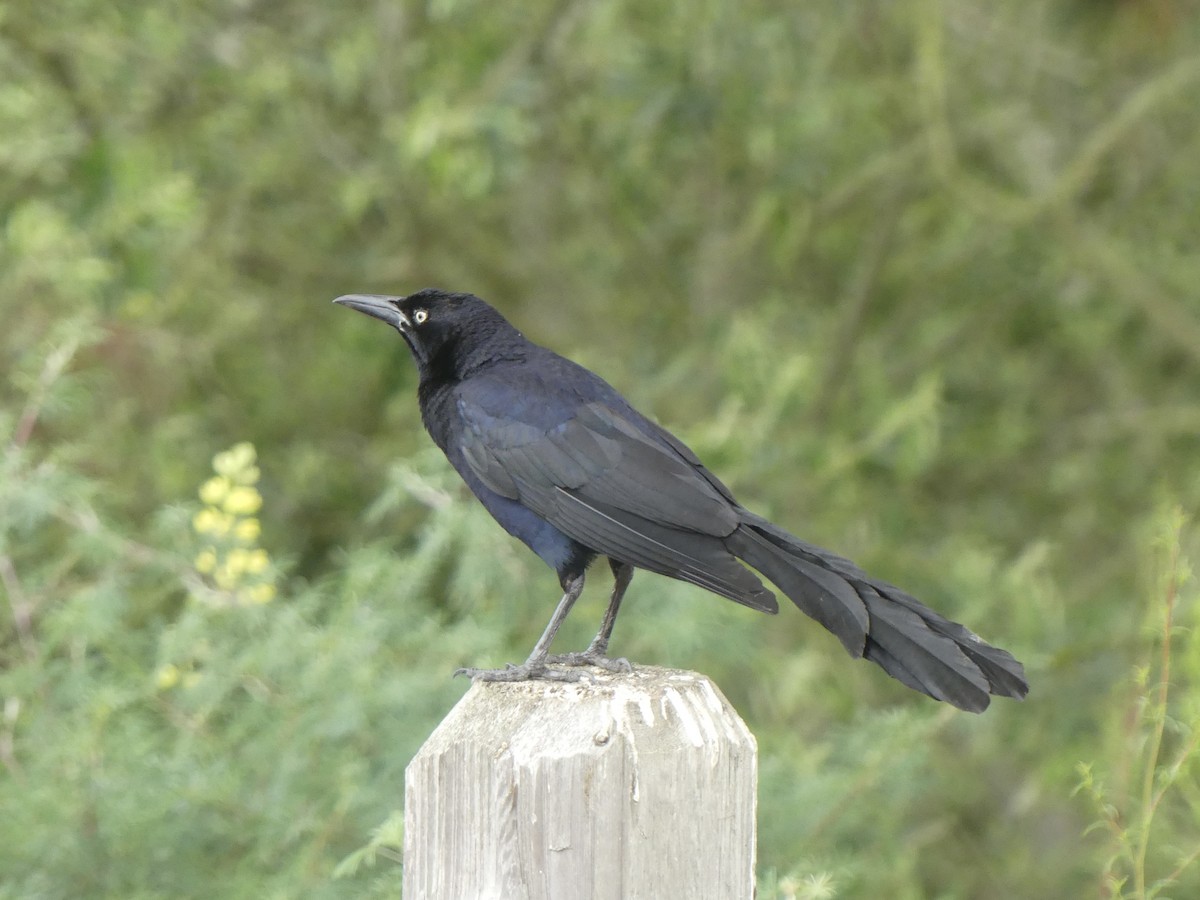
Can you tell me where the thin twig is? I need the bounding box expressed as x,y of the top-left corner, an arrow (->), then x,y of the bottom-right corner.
1163,840 -> 1200,889
1134,518 -> 1182,897
810,198 -> 902,425
0,697 -> 21,780
914,5 -> 1200,226
0,555 -> 37,661
9,335 -> 82,451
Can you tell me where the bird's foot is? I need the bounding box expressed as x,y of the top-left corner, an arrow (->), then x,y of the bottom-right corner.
544,650 -> 633,673
453,661 -> 590,683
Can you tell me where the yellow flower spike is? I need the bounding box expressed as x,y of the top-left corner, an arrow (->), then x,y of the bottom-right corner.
234,465 -> 261,486
248,583 -> 276,604
192,509 -> 219,535
213,563 -> 237,590
235,518 -> 261,542
156,664 -> 180,690
193,442 -> 271,606
199,476 -> 231,506
194,548 -> 218,574
204,511 -> 234,537
223,486 -> 262,516
225,548 -> 251,578
246,548 -> 270,574
214,442 -> 256,478
232,441 -> 256,466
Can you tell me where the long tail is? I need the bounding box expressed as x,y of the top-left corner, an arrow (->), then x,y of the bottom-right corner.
724,513 -> 1028,712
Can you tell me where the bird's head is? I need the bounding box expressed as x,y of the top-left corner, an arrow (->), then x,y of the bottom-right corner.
334,288 -> 516,375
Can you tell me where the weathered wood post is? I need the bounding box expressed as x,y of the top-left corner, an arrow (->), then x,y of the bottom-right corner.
403,665 -> 757,899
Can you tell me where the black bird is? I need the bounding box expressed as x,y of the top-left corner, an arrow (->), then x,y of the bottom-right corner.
334,288 -> 1028,712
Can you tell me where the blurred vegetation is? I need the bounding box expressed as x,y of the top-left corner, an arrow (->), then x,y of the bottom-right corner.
2,0 -> 1200,896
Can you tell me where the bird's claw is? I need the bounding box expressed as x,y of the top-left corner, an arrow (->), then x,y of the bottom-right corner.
544,651 -> 633,673
453,662 -> 590,683
453,652 -> 632,682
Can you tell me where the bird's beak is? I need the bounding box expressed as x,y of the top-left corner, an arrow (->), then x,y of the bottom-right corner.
333,294 -> 411,331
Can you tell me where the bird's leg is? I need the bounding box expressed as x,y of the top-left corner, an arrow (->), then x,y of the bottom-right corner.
455,572 -> 589,682
546,560 -> 634,673
590,560 -> 634,655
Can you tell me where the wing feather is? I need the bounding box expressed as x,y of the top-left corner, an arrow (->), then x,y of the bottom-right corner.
459,393 -> 737,537
543,487 -> 774,610
455,376 -> 773,610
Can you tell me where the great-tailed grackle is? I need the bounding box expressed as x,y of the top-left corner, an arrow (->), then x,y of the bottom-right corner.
334,288 -> 1028,712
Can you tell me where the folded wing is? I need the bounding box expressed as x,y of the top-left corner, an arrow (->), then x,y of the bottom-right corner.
456,377 -> 777,612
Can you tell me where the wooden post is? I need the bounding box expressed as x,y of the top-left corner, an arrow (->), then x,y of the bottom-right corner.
403,665 -> 757,900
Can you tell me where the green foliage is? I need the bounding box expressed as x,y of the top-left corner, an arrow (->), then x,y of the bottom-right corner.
2,1 -> 1199,896
758,868 -> 838,900
1077,508 -> 1200,899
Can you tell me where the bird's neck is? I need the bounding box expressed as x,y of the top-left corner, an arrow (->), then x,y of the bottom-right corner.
424,326 -> 531,386
415,331 -> 531,450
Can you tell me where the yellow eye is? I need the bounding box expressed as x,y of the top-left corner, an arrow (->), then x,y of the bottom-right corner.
413,309 -> 429,325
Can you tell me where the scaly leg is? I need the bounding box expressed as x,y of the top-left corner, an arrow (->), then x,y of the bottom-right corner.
456,572 -> 589,682
545,559 -> 634,672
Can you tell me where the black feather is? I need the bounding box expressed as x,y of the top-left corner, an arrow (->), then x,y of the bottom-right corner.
335,288 -> 1029,711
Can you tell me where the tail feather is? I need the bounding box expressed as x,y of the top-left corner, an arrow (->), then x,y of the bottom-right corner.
727,513 -> 1028,712
725,524 -> 868,654
861,588 -> 993,711
883,589 -> 1031,700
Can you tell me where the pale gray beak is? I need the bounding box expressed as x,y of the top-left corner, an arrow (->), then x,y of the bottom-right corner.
333,294 -> 410,331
